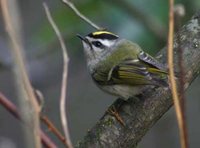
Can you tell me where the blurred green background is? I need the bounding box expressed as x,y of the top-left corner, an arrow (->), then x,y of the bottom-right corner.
0,0 -> 200,147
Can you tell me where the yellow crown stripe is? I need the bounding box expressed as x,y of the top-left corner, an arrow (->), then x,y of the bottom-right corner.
92,31 -> 118,37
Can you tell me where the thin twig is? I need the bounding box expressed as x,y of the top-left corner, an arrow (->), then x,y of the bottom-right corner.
1,0 -> 41,147
62,0 -> 102,30
0,92 -> 57,148
34,89 -> 68,147
43,3 -> 73,148
175,4 -> 189,148
167,1 -> 188,148
40,115 -> 69,146
0,91 -> 67,147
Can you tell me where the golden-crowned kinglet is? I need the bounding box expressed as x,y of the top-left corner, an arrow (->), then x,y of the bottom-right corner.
77,31 -> 168,100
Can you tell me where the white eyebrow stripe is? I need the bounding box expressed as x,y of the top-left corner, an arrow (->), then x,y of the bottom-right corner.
99,39 -> 115,47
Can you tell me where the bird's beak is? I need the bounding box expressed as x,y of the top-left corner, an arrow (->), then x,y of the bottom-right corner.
77,34 -> 87,43
77,34 -> 92,49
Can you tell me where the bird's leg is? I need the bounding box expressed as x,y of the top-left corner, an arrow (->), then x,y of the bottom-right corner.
107,98 -> 127,126
107,106 -> 125,126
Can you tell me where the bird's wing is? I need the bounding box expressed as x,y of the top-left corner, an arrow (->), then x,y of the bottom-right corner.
138,51 -> 166,70
92,52 -> 168,86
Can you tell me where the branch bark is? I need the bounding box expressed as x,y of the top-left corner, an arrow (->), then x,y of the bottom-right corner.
77,11 -> 200,148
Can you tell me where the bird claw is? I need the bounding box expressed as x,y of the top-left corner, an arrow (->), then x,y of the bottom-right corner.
107,106 -> 125,126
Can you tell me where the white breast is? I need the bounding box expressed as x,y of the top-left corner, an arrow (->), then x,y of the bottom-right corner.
99,84 -> 143,100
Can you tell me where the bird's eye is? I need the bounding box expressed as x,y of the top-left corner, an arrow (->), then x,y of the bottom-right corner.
92,41 -> 103,48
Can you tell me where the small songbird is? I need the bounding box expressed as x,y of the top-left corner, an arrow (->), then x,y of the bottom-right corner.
77,31 -> 168,100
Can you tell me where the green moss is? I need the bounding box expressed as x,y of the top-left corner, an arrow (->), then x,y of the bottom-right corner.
103,117 -> 114,127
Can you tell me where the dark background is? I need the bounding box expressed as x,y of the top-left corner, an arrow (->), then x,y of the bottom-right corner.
0,0 -> 200,147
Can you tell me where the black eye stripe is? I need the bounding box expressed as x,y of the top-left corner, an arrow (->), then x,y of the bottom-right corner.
92,41 -> 103,48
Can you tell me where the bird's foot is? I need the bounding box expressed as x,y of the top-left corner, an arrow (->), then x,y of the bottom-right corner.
107,105 -> 125,126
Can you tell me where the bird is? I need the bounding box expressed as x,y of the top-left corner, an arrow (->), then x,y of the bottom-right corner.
77,31 -> 168,100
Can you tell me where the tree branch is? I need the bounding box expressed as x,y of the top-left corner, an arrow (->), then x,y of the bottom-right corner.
43,3 -> 73,148
77,11 -> 200,148
62,0 -> 102,30
175,4 -> 189,148
0,92 -> 57,148
168,1 -> 188,148
1,0 -> 41,147
40,115 -> 68,146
